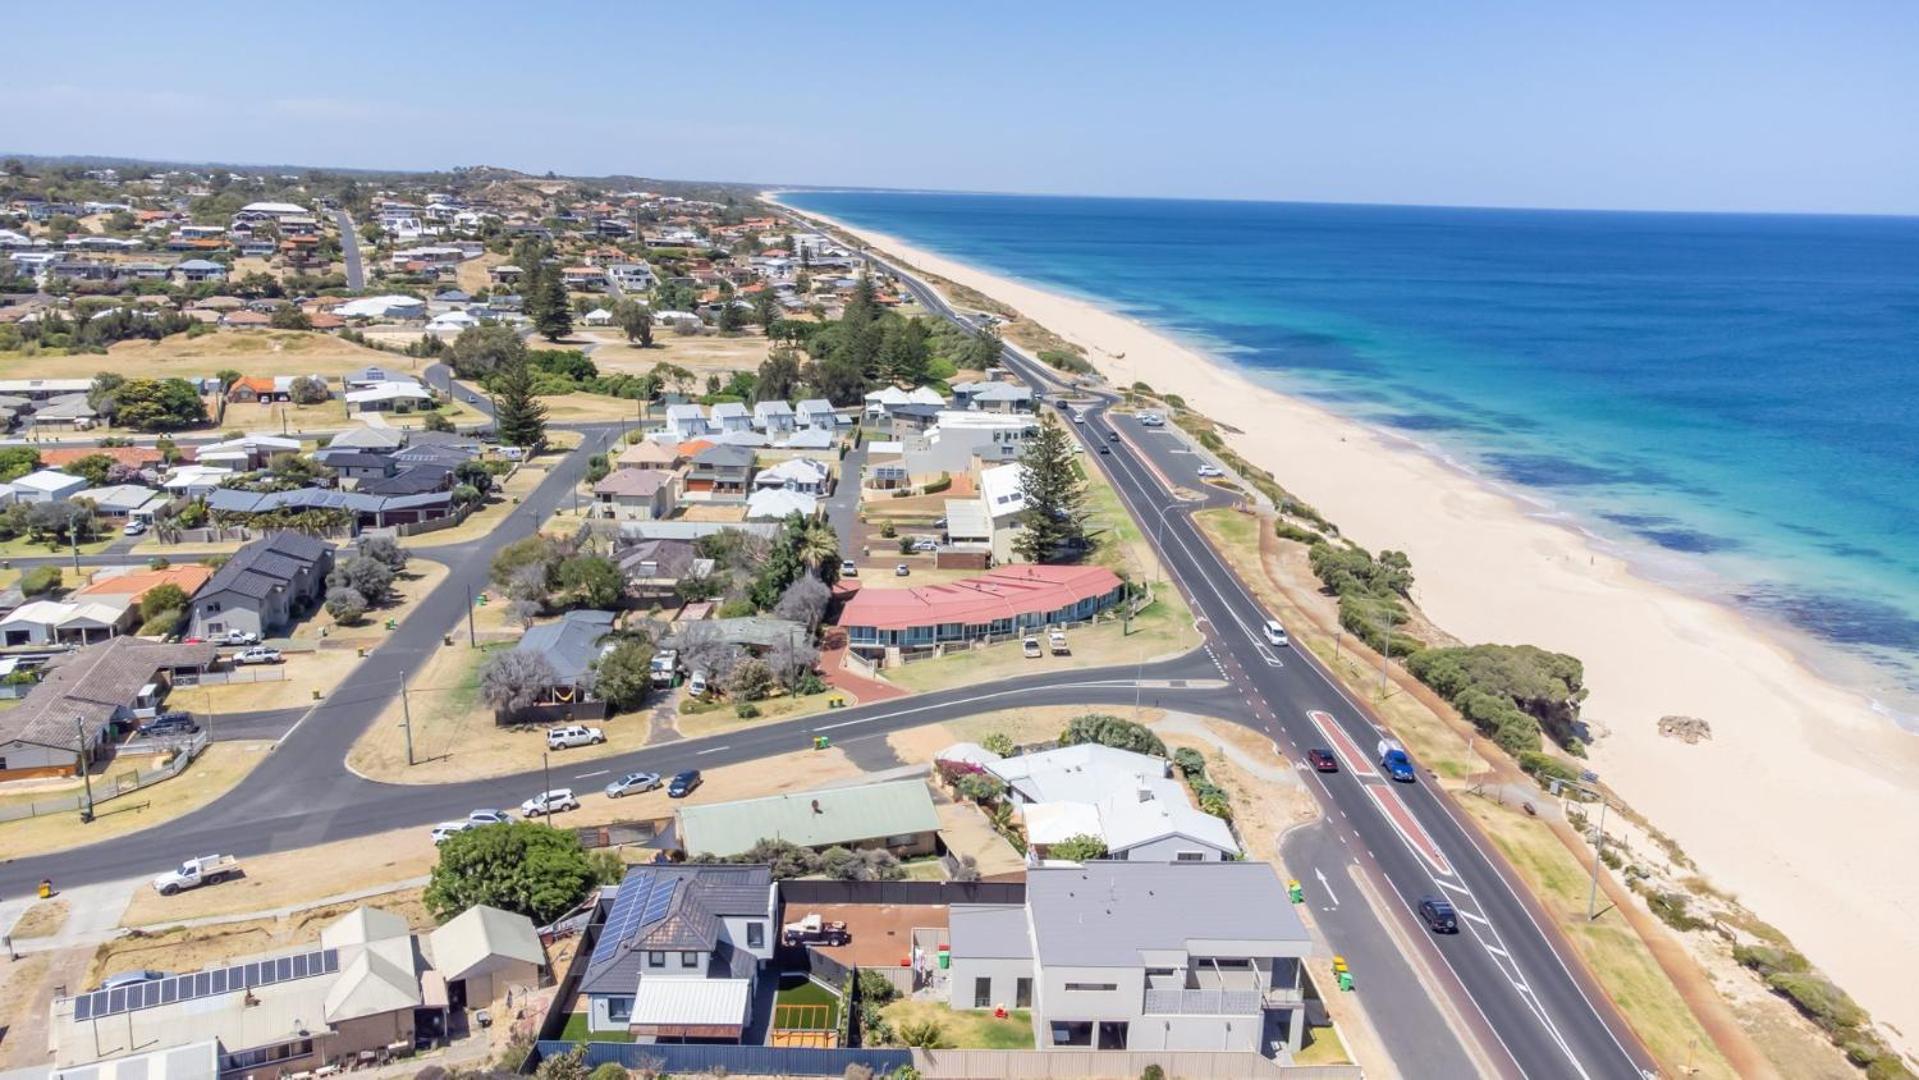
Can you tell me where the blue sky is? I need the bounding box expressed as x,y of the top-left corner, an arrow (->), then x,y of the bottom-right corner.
9,2 -> 1915,214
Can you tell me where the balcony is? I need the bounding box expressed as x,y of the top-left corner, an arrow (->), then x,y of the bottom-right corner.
1142,987 -> 1262,1015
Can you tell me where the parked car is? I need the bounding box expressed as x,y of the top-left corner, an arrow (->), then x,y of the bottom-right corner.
605,771 -> 662,798
122,520 -> 148,537
98,969 -> 167,991
1196,464 -> 1224,478
218,629 -> 259,646
431,821 -> 472,845
546,725 -> 606,750
840,560 -> 858,577
152,854 -> 240,896
144,712 -> 198,737
1262,620 -> 1289,647
1305,747 -> 1339,772
910,537 -> 939,552
1418,896 -> 1459,933
1022,637 -> 1043,659
894,563 -> 910,577
667,770 -> 702,798
466,809 -> 513,826
1048,629 -> 1070,655
520,789 -> 580,817
232,646 -> 282,665
688,670 -> 709,697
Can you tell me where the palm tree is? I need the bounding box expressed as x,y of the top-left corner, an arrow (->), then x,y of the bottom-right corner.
794,520 -> 840,578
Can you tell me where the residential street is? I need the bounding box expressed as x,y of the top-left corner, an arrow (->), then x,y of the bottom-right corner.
334,209 -> 365,290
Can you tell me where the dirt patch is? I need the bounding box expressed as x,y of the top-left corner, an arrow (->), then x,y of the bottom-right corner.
0,741 -> 272,860
10,899 -> 70,939
1658,715 -> 1713,744
784,903 -> 948,969
97,889 -> 432,988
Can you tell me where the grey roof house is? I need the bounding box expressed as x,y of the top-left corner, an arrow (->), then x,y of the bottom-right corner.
187,532 -> 335,642
948,862 -> 1309,1056
494,609 -> 616,724
578,865 -> 777,1040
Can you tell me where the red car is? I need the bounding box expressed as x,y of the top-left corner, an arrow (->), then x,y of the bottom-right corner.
1306,747 -> 1339,772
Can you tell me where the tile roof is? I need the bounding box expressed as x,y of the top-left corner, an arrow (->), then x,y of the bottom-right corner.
593,468 -> 671,498
837,564 -> 1124,632
200,532 -> 332,601
578,865 -> 773,996
515,609 -> 615,684
0,637 -> 216,749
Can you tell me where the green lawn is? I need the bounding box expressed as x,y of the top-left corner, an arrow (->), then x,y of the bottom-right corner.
774,974 -> 842,1031
0,535 -> 116,559
558,1012 -> 634,1043
878,999 -> 1032,1049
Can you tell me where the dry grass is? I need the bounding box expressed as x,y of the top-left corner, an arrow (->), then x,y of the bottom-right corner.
0,742 -> 273,859
189,647 -> 362,715
535,392 -> 651,423
8,330 -> 399,381
674,690 -> 840,739
582,329 -> 771,376
401,439 -> 579,548
99,889 -> 435,988
120,833 -> 438,927
295,558 -> 449,643
455,251 -> 509,295
1457,794 -> 1736,1079
10,899 -> 70,939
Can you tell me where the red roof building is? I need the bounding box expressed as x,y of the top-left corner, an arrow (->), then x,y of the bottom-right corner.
836,564 -> 1126,657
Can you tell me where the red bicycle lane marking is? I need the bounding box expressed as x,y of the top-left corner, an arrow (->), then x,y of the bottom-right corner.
1310,710 -> 1378,778
1366,783 -> 1455,878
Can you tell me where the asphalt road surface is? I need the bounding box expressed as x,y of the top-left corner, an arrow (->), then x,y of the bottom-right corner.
335,209 -> 365,291
845,233 -> 1657,1080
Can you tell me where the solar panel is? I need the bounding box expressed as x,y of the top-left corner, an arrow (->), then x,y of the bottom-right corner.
77,948 -> 344,1020
590,869 -> 663,967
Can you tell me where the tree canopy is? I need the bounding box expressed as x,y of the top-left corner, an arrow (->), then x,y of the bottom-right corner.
424,821 -> 598,924
1013,415 -> 1087,563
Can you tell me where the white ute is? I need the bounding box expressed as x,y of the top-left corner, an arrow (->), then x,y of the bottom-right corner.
546,725 -> 605,750
152,854 -> 240,895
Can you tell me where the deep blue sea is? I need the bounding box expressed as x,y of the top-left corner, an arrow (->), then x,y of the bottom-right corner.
782,191 -> 1919,718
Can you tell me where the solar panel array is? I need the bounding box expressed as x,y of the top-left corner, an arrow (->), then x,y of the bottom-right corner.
73,949 -> 339,1022
589,870 -> 679,967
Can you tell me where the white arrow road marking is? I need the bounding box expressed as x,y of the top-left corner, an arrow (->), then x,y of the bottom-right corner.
1314,868 -> 1340,908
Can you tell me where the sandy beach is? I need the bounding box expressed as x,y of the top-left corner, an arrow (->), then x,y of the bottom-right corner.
773,194 -> 1919,1049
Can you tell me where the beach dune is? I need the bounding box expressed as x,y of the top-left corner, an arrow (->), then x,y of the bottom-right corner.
775,195 -> 1919,1052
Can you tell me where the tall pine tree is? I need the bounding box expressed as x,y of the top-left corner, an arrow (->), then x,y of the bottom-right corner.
491,355 -> 549,449
1013,415 -> 1088,563
532,266 -> 573,341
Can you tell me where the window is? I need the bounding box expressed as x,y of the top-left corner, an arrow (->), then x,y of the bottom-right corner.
1015,977 -> 1032,1008
647,951 -> 665,968
746,921 -> 764,949
1050,1021 -> 1094,1047
1063,982 -> 1117,992
682,951 -> 701,968
1176,851 -> 1206,862
226,1039 -> 313,1071
606,996 -> 633,1023
974,977 -> 992,1008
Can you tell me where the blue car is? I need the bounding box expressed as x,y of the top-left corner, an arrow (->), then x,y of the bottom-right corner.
667,769 -> 702,798
1378,740 -> 1417,782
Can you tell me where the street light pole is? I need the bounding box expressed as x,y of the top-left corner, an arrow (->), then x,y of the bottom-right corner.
399,674 -> 415,766
465,583 -> 477,647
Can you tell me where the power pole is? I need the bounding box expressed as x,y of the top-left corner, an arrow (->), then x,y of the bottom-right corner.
400,674 -> 415,766
1586,793 -> 1611,921
74,714 -> 95,823
465,583 -> 477,647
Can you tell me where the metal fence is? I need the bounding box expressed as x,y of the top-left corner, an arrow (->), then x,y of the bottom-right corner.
0,733 -> 209,823
182,666 -> 288,687
530,1041 -> 914,1076
779,879 -> 1026,906
913,1049 -> 1356,1079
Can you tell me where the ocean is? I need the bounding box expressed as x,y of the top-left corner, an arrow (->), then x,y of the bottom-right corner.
780,190 -> 1919,720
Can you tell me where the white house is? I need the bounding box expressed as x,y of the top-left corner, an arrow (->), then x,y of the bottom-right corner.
709,402 -> 752,434
161,465 -> 235,498
8,469 -> 87,504
664,404 -> 708,440
333,295 -> 427,320
795,399 -> 839,430
171,258 -> 228,284
752,457 -> 830,495
946,863 -> 1308,1055
979,462 -> 1027,562
347,382 -> 435,413
751,400 -> 795,433
582,308 -> 616,327
745,488 -> 817,521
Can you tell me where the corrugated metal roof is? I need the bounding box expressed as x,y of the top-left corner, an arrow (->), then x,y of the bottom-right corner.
677,778 -> 940,857
1026,863 -> 1306,968
628,977 -> 751,1027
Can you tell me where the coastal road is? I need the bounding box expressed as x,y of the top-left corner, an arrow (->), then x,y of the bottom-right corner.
335,209 -> 365,290
839,232 -> 1658,1080
0,422 -> 1234,893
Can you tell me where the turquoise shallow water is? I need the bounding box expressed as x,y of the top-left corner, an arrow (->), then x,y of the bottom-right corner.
783,190 -> 1919,716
